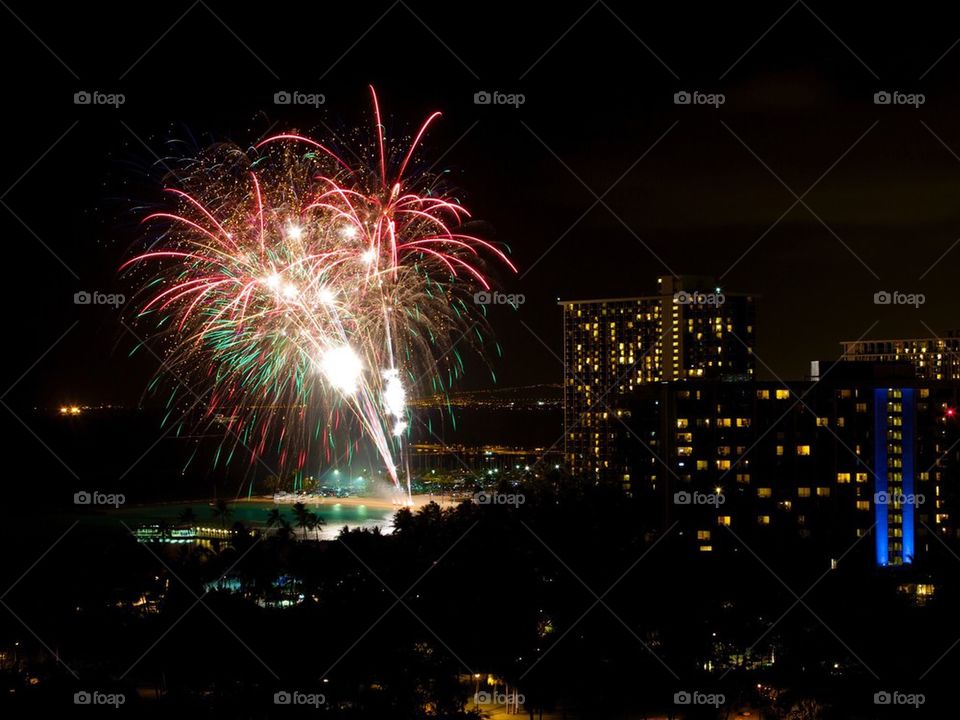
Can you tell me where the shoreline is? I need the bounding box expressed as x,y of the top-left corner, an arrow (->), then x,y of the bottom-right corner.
235,494 -> 458,511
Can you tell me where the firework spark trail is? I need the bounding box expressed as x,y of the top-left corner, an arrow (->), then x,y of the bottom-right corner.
122,87 -> 515,500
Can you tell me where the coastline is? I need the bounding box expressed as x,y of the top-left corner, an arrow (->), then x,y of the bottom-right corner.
235,494 -> 459,511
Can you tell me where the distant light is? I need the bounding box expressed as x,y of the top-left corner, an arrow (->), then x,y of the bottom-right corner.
361,249 -> 376,264
286,224 -> 303,240
948,408 -> 956,418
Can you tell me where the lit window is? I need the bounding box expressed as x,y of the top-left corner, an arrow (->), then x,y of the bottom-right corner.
717,516 -> 731,526
699,545 -> 713,552
757,487 -> 772,498
716,459 -> 731,470
676,418 -> 689,429
776,389 -> 790,400
696,460 -> 709,471
836,473 -> 851,484
816,487 -> 831,497
796,445 -> 811,456
758,515 -> 771,525
856,500 -> 870,511
697,530 -> 711,541
798,487 -> 811,498
816,417 -> 829,427
757,390 -> 770,399
776,445 -> 784,456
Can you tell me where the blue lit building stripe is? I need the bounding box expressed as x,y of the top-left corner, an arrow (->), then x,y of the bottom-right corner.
874,388 -> 888,567
902,388 -> 915,564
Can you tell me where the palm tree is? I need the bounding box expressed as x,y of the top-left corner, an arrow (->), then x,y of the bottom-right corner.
291,502 -> 311,539
211,498 -> 233,528
310,511 -> 326,540
265,507 -> 284,529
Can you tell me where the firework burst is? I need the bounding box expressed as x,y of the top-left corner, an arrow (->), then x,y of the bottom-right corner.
122,87 -> 515,498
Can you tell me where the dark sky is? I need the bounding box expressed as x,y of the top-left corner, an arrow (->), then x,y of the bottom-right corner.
5,1 -> 960,409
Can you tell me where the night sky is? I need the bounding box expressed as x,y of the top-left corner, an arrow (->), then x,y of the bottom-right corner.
5,1 -> 960,409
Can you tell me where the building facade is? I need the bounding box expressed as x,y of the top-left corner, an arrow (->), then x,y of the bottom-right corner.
622,362 -> 960,567
560,276 -> 757,486
840,335 -> 960,381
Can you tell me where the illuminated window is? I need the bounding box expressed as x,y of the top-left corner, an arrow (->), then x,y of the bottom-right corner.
836,473 -> 851,484
856,500 -> 870,511
716,459 -> 731,470
775,389 -> 790,400
776,445 -> 784,456
717,516 -> 731,526
816,487 -> 831,497
699,545 -> 713,552
677,418 -> 689,429
837,417 -> 846,428
796,445 -> 811,456
736,418 -> 751,427
677,446 -> 692,457
758,515 -> 771,525
757,390 -> 770,399
757,487 -> 772,498
697,530 -> 711,541
736,473 -> 750,484
696,460 -> 709,471
816,417 -> 829,427
798,487 -> 811,498
856,402 -> 867,413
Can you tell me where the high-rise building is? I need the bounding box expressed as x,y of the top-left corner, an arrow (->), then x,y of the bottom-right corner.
621,361 -> 960,567
840,335 -> 960,381
560,276 -> 757,486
